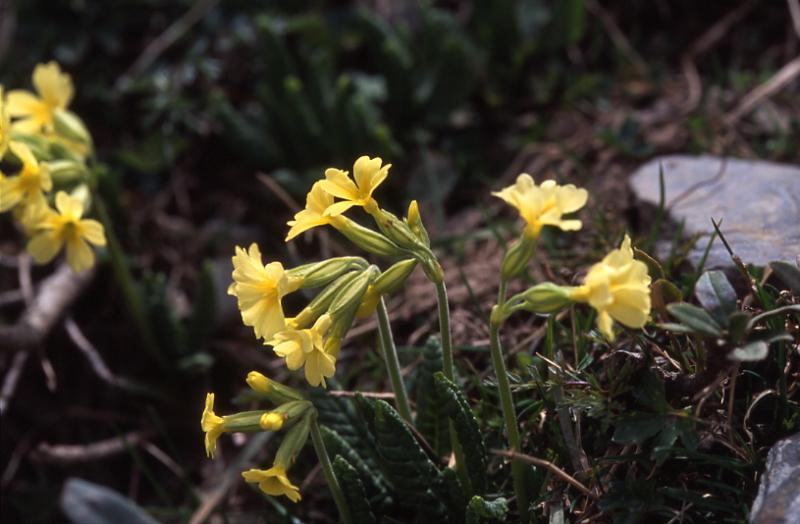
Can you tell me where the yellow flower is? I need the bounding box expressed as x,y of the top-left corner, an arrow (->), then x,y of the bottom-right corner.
26,191 -> 106,272
228,243 -> 301,341
201,393 -> 225,458
7,62 -> 74,134
242,466 -> 301,502
0,87 -> 10,158
319,156 -> 390,217
285,181 -> 338,241
0,141 -> 52,214
493,174 -> 588,238
269,314 -> 336,388
569,235 -> 651,340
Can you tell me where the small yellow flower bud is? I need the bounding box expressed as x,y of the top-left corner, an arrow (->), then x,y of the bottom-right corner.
246,371 -> 271,394
406,200 -> 430,246
260,412 -> 286,431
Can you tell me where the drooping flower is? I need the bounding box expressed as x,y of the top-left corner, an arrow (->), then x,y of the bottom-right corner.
0,141 -> 52,215
7,62 -> 74,134
26,191 -> 106,272
242,466 -> 301,502
228,243 -> 300,341
569,235 -> 651,340
319,156 -> 390,217
493,174 -> 588,238
201,393 -> 225,458
268,314 -> 336,388
285,181 -> 337,241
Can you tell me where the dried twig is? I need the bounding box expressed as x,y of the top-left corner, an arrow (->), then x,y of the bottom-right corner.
32,430 -> 155,465
0,264 -> 94,351
492,449 -> 596,499
64,317 -> 142,392
0,352 -> 29,415
725,55 -> 800,124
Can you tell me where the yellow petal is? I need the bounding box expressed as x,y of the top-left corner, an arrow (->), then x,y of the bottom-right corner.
6,90 -> 43,116
555,185 -> 588,213
323,200 -> 357,217
66,236 -> 95,272
33,62 -> 74,109
319,168 -> 358,200
80,219 -> 106,245
596,310 -> 615,340
27,232 -> 63,264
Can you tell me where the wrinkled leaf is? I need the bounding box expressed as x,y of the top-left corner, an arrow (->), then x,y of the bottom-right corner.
694,271 -> 737,327
466,495 -> 509,523
60,478 -> 159,524
332,456 -> 377,524
666,303 -> 722,337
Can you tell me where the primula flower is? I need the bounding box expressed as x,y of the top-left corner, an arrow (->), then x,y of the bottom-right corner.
228,243 -> 300,341
269,314 -> 336,388
26,191 -> 106,272
0,141 -> 52,215
320,156 -> 390,217
259,412 -> 286,431
201,393 -> 225,458
7,62 -> 73,134
242,466 -> 301,502
569,235 -> 651,340
285,181 -> 338,241
493,174 -> 588,238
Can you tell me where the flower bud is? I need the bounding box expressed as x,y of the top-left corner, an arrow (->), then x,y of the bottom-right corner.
520,282 -> 573,313
406,200 -> 430,247
8,133 -> 51,160
275,409 -> 313,468
286,257 -> 368,289
290,271 -> 360,329
246,371 -> 303,403
53,109 -> 92,147
47,159 -> 89,184
370,206 -> 426,253
333,216 -> 406,258
259,412 -> 286,431
328,265 -> 379,319
500,235 -> 537,280
372,258 -> 418,296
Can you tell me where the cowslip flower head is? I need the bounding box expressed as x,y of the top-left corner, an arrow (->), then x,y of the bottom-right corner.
201,393 -> 225,458
0,141 -> 52,214
26,191 -> 106,272
7,62 -> 74,134
569,235 -> 651,340
228,243 -> 301,341
285,181 -> 338,241
242,466 -> 301,502
319,155 -> 390,217
269,314 -> 336,388
493,174 -> 588,238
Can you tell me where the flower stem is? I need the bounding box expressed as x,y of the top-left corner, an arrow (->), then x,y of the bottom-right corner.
490,280 -> 530,522
92,189 -> 163,367
376,298 -> 413,422
435,280 -> 454,381
309,416 -> 353,524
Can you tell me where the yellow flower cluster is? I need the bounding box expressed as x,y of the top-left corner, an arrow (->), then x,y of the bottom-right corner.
1,62 -> 105,272
202,372 -> 308,503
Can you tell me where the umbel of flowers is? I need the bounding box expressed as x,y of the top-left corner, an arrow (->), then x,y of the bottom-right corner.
1,62 -> 106,272
204,157 -> 652,523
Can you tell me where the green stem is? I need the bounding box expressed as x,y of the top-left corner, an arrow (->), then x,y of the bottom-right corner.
92,189 -> 163,367
435,280 -> 454,381
498,278 -> 508,305
310,417 -> 353,524
489,316 -> 530,523
376,298 -> 413,422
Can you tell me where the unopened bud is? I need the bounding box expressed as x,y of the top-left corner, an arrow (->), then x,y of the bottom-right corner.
333,216 -> 406,258
259,412 -> 286,431
520,282 -> 573,313
501,235 -> 537,280
291,271 -> 360,329
287,257 -> 368,289
53,109 -> 92,146
47,160 -> 89,184
406,200 -> 430,246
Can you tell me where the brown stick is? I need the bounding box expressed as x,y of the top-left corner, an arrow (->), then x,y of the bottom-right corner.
492,449 -> 596,499
725,55 -> 800,124
32,429 -> 155,465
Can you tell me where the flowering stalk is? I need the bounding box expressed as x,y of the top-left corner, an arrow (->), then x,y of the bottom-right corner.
435,281 -> 454,382
376,298 -> 412,421
309,415 -> 353,524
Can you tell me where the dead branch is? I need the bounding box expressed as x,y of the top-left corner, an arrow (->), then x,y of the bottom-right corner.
31,429 -> 155,465
725,55 -> 800,124
492,449 -> 597,499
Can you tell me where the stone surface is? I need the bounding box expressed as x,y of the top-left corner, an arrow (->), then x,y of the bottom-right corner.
750,432 -> 800,524
629,155 -> 800,268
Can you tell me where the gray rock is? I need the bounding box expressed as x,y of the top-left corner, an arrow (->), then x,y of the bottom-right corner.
750,432 -> 800,524
629,155 -> 800,268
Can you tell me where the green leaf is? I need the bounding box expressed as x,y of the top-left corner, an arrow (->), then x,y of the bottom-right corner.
320,426 -> 391,511
312,392 -> 381,473
612,414 -> 668,444
729,341 -> 768,362
373,400 -> 448,519
332,456 -> 377,524
694,271 -> 737,327
727,311 -> 749,344
434,372 -> 488,495
415,338 -> 451,456
60,478 -> 159,524
466,495 -> 509,524
666,303 -> 722,337
634,248 -> 665,280
770,260 -> 800,293
651,279 -> 683,316
747,305 -> 800,330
